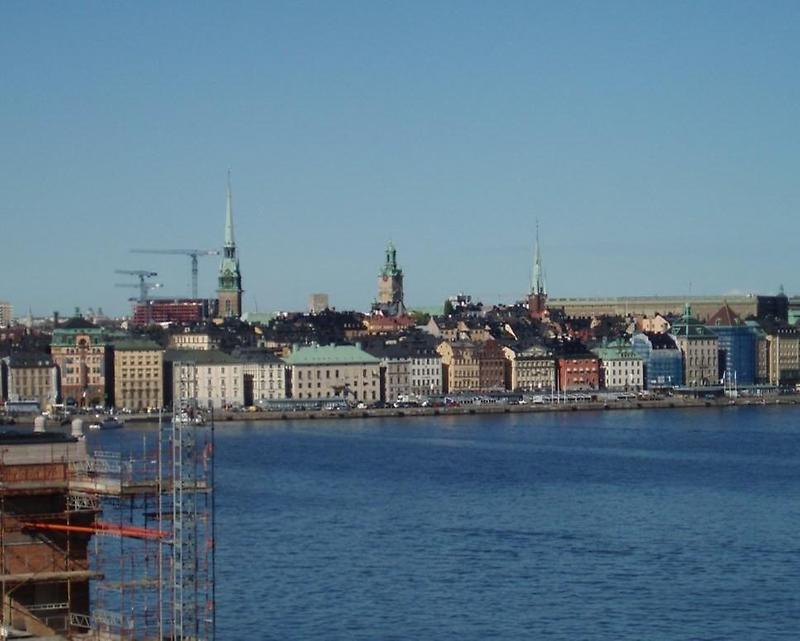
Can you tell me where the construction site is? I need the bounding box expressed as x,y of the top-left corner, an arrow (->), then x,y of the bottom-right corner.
0,411 -> 214,640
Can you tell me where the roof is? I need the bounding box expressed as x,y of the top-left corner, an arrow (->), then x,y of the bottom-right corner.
592,346 -> 643,361
707,303 -> 742,327
164,349 -> 239,365
59,317 -> 98,330
230,347 -> 284,364
283,344 -> 381,366
113,339 -> 162,351
8,352 -> 54,368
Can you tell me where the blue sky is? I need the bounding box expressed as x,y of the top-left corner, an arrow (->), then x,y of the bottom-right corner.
2,1 -> 798,317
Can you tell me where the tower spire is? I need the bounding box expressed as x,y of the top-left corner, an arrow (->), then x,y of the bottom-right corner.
225,169 -> 235,248
528,220 -> 548,320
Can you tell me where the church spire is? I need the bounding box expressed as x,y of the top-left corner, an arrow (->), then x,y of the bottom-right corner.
532,221 -> 545,296
224,169 -> 235,249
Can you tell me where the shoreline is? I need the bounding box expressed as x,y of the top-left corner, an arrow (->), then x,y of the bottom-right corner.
125,395 -> 800,424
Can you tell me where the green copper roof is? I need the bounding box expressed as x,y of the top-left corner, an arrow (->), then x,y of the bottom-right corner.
284,344 -> 381,366
113,339 -> 163,351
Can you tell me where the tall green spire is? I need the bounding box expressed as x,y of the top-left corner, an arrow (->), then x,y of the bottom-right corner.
531,221 -> 545,296
224,169 -> 235,248
218,171 -> 243,318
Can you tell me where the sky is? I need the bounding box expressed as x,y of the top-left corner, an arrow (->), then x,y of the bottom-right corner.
1,1 -> 799,318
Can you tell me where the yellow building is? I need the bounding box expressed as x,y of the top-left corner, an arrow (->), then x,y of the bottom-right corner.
113,339 -> 164,411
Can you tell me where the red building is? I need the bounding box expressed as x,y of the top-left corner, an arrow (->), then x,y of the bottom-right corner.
557,354 -> 600,391
133,299 -> 216,326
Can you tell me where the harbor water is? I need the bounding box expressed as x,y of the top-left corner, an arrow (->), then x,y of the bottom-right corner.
93,405 -> 800,640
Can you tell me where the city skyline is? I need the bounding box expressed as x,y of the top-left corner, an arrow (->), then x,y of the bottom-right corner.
2,2 -> 799,316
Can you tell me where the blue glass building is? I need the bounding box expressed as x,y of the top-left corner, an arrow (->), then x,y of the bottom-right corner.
706,304 -> 757,385
631,333 -> 683,389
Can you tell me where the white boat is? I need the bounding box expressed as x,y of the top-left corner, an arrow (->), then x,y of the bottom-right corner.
89,417 -> 124,430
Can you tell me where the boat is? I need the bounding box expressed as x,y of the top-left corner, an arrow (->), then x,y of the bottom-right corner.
88,417 -> 124,430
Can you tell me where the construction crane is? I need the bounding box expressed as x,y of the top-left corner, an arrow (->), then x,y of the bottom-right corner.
114,269 -> 158,303
130,249 -> 220,299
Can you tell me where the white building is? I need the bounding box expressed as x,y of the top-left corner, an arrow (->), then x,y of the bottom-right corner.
169,350 -> 243,410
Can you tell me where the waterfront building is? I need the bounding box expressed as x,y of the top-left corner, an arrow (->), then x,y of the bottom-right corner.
3,352 -> 59,410
231,348 -> 287,404
592,341 -> 644,391
706,304 -> 757,386
50,316 -> 111,407
670,305 -> 719,387
502,343 -> 557,392
630,332 -> 684,388
364,343 -> 411,404
284,344 -> 381,403
555,351 -> 600,392
167,349 -> 244,410
409,346 -> 443,399
374,242 -> 405,316
761,321 -> 800,386
0,300 -> 11,326
747,320 -> 770,384
437,339 -> 505,393
113,339 -> 164,411
217,174 -> 244,319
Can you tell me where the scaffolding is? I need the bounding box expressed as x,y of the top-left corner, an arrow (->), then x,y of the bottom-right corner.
0,399 -> 215,640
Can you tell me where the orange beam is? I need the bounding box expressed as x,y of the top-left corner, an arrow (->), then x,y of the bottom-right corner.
22,521 -> 169,540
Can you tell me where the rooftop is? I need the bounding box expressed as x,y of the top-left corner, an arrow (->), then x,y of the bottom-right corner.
284,344 -> 380,366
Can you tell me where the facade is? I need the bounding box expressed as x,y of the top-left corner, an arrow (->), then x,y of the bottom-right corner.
436,341 -> 479,393
670,305 -> 719,387
217,175 -> 244,318
133,298 -> 214,325
706,304 -> 757,386
168,329 -> 220,351
50,317 -> 111,407
0,300 -> 11,326
747,321 -> 770,384
592,341 -> 644,391
437,339 -> 505,393
168,350 -> 244,410
503,344 -> 557,392
409,349 -> 443,399
548,294 -> 791,322
232,348 -> 287,404
113,339 -> 164,412
284,344 -> 381,403
763,323 -> 800,386
556,353 -> 601,391
4,352 -> 59,410
631,332 -> 684,388
375,242 -> 405,316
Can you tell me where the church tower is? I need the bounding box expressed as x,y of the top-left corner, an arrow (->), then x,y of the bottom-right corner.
528,223 -> 547,320
376,241 -> 405,316
217,172 -> 243,318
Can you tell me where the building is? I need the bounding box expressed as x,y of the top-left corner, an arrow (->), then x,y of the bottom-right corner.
133,298 -> 215,325
552,340 -> 600,391
217,174 -> 244,318
706,303 -> 757,386
3,352 -> 59,410
308,293 -> 330,314
231,347 -> 287,405
502,343 -> 557,392
374,242 -> 405,316
363,342 -> 411,404
437,339 -> 506,393
761,321 -> 800,386
630,332 -> 684,388
747,320 -> 770,384
113,339 -> 164,411
408,345 -> 443,399
592,341 -> 644,391
527,225 -> 547,320
168,328 -> 221,351
549,294 -> 789,322
670,304 -> 719,387
0,300 -> 11,326
50,316 -> 111,407
284,344 -> 381,403
168,349 -> 244,410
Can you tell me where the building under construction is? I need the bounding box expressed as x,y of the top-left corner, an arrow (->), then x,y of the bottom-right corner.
0,415 -> 214,640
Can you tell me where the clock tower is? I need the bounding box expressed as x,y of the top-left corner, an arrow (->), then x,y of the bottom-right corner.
376,241 -> 405,316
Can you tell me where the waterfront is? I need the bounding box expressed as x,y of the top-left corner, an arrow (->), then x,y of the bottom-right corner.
92,405 -> 800,640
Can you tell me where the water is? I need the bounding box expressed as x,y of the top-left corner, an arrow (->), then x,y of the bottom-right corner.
93,406 -> 800,640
